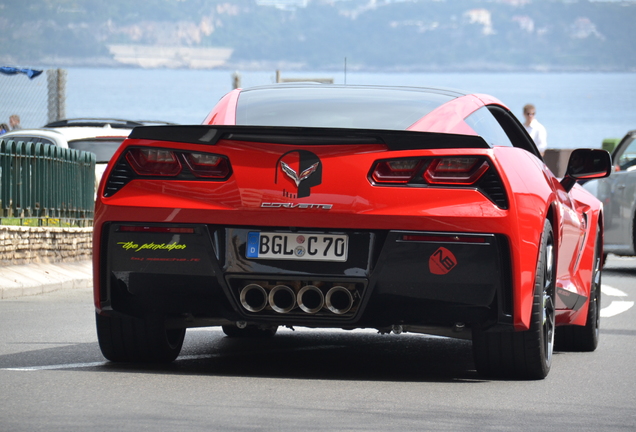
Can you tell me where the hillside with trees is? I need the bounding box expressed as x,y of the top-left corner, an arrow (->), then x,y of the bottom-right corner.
1,0 -> 635,71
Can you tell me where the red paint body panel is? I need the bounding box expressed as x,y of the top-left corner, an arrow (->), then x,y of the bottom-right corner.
202,89 -> 239,125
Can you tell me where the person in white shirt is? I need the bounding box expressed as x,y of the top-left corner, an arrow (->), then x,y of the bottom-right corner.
523,104 -> 547,156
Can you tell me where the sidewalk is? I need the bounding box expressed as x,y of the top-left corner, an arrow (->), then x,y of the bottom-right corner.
0,260 -> 92,299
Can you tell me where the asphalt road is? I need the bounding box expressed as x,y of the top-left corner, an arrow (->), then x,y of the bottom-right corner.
1,256 -> 635,432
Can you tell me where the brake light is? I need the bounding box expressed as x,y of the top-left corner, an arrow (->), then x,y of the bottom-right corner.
126,148 -> 182,176
118,226 -> 194,233
423,157 -> 489,185
371,159 -> 423,184
401,234 -> 486,243
184,152 -> 231,179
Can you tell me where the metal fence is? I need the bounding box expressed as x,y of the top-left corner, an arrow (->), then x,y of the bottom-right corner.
0,69 -> 66,129
0,139 -> 95,226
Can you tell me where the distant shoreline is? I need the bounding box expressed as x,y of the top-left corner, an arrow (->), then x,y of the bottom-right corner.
3,56 -> 635,73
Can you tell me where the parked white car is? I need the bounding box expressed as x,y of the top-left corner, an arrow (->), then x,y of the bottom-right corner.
0,118 -> 174,190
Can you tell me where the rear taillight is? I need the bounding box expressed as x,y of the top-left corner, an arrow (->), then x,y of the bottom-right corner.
122,148 -> 231,179
104,147 -> 232,197
126,148 -> 182,176
371,155 -> 507,208
423,157 -> 489,185
183,152 -> 230,179
371,159 -> 423,184
369,155 -> 507,208
370,156 -> 489,186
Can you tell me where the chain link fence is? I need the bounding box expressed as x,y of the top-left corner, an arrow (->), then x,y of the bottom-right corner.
0,69 -> 66,130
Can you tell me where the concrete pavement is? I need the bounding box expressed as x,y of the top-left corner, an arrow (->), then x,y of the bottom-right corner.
0,260 -> 92,299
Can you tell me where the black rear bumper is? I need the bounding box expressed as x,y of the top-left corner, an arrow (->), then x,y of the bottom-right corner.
98,223 -> 513,330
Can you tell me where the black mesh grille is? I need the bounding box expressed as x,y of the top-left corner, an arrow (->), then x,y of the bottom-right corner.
478,169 -> 509,209
103,159 -> 135,197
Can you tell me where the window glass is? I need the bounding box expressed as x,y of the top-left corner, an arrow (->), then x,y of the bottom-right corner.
37,138 -> 56,146
616,137 -> 636,172
0,135 -> 56,147
67,139 -> 125,163
236,86 -> 457,130
464,107 -> 513,147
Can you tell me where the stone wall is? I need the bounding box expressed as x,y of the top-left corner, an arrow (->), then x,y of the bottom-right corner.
0,226 -> 92,266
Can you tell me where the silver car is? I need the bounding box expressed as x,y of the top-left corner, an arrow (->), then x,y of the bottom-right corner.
584,130 -> 636,258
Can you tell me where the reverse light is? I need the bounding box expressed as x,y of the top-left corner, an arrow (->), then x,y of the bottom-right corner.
423,157 -> 489,185
371,159 -> 423,184
183,152 -> 231,179
126,148 -> 182,176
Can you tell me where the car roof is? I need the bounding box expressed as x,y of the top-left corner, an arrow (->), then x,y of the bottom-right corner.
240,83 -> 470,96
43,118 -> 176,129
1,126 -> 131,146
0,117 -> 180,147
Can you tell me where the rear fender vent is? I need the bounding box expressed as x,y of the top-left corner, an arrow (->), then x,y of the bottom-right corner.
103,160 -> 135,197
477,169 -> 509,209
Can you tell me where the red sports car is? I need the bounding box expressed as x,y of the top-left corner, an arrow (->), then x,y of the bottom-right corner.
93,85 -> 611,379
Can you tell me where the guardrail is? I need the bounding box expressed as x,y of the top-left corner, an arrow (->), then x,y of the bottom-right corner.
0,139 -> 95,226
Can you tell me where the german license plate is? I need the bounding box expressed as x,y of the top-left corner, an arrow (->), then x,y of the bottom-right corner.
246,232 -> 348,262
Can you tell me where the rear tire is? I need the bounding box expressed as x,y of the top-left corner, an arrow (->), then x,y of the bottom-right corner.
96,312 -> 185,362
555,225 -> 601,352
473,219 -> 555,380
222,324 -> 278,338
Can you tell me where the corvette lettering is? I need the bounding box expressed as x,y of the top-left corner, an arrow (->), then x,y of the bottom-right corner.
117,241 -> 187,252
261,203 -> 332,210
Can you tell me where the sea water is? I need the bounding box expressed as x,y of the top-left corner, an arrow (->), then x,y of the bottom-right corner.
55,68 -> 636,149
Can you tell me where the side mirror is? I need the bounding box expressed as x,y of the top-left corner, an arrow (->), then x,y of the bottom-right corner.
560,149 -> 612,193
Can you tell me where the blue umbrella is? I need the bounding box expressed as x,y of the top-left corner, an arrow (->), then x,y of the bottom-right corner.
0,67 -> 43,79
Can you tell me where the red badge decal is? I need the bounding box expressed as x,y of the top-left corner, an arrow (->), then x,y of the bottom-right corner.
429,247 -> 457,275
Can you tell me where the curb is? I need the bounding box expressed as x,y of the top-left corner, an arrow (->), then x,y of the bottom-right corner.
0,260 -> 92,299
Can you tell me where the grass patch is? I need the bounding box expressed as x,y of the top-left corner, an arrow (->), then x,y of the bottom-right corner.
0,217 -> 91,227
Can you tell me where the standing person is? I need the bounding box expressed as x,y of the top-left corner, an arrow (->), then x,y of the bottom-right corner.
522,104 -> 547,155
0,123 -> 9,134
9,114 -> 21,130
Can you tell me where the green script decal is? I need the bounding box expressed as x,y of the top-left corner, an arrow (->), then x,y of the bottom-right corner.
117,241 -> 187,252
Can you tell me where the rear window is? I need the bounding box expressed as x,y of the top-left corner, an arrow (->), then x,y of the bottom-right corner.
67,139 -> 125,163
235,86 -> 457,130
0,135 -> 56,146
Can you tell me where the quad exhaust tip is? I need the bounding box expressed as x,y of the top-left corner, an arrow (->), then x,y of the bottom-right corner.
297,285 -> 325,314
325,286 -> 353,315
269,285 -> 296,314
239,283 -> 355,315
240,284 -> 268,313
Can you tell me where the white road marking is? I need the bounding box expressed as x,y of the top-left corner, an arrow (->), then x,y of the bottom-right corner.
601,284 -> 634,317
1,361 -> 107,371
602,285 -> 629,297
601,301 -> 635,318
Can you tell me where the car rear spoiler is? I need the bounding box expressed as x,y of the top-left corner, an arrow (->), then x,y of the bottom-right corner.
128,125 -> 489,151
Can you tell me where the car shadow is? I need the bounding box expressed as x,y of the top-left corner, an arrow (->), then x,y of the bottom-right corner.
176,330 -> 481,383
0,330 -> 487,383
